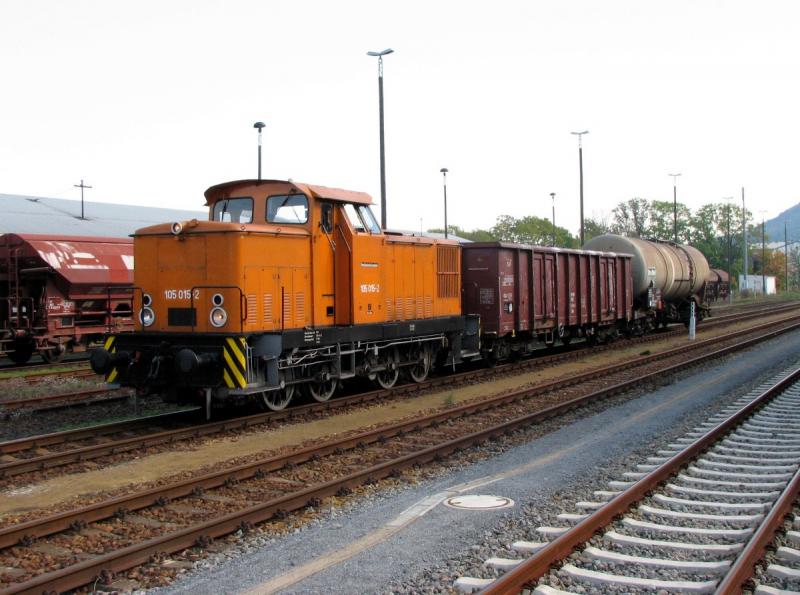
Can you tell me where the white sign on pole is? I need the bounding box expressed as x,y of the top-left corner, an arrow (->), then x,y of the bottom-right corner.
689,302 -> 696,340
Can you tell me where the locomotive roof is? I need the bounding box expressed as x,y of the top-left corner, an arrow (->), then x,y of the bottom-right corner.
204,179 -> 373,206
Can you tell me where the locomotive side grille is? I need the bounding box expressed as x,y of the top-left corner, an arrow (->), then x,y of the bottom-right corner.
395,298 -> 404,320
295,292 -> 305,323
405,298 -> 414,319
263,293 -> 272,323
386,298 -> 394,320
416,296 -> 423,318
246,294 -> 257,323
437,246 -> 460,298
424,296 -> 433,317
282,291 -> 291,326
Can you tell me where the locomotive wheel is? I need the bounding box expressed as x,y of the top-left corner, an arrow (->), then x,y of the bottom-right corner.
261,385 -> 294,411
8,339 -> 34,364
374,348 -> 399,389
307,378 -> 337,402
260,369 -> 295,411
407,345 -> 431,383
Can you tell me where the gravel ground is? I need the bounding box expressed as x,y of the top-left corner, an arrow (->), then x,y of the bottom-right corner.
147,328 -> 800,595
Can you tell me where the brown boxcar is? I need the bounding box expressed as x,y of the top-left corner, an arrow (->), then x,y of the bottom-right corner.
0,234 -> 134,363
462,242 -> 632,359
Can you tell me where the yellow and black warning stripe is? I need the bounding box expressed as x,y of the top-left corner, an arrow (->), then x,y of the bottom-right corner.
104,335 -> 119,383
222,336 -> 248,389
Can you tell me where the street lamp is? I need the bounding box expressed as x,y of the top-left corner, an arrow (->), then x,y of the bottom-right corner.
571,131 -> 589,245
440,168 -> 449,239
723,196 -> 733,303
668,173 -> 682,242
550,192 -> 556,247
367,48 -> 394,230
253,121 -> 265,181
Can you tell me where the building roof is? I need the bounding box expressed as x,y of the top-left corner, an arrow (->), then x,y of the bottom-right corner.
0,193 -> 204,238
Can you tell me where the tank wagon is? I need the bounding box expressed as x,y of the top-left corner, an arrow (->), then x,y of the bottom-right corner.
462,242 -> 633,360
704,269 -> 730,302
0,234 -> 134,363
91,179 -> 469,410
582,234 -> 711,326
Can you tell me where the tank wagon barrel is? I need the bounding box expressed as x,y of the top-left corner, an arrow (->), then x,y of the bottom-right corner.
582,234 -> 711,324
0,233 -> 134,363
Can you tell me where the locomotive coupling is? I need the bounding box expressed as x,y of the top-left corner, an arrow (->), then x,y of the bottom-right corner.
90,348 -> 130,375
175,348 -> 217,375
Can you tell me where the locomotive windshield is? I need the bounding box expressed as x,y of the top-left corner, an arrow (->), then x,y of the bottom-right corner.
266,194 -> 308,224
212,197 -> 253,223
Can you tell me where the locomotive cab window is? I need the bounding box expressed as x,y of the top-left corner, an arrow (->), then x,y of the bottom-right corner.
343,203 -> 366,231
358,205 -> 381,233
267,194 -> 308,224
212,197 -> 253,223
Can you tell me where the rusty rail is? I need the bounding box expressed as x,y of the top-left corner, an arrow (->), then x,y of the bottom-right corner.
481,367 -> 800,595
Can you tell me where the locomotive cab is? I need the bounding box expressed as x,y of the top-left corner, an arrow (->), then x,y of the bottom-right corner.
93,179 -> 464,411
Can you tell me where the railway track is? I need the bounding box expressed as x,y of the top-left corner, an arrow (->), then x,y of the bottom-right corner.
1,305 -> 799,487
1,309 -> 800,592
0,301 -> 795,416
456,365 -> 800,594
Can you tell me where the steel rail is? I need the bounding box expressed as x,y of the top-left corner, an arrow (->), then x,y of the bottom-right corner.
715,463 -> 800,594
1,320 -> 799,593
480,368 -> 800,595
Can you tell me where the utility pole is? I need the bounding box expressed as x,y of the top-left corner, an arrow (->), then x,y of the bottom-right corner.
742,187 -> 747,292
253,122 -> 265,181
74,179 -> 92,220
367,48 -> 394,230
785,221 -> 789,292
550,192 -> 556,247
571,130 -> 589,245
724,196 -> 733,302
761,212 -> 767,295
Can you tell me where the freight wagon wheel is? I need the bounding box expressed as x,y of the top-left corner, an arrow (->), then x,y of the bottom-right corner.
8,339 -> 34,364
407,345 -> 431,383
41,344 -> 66,364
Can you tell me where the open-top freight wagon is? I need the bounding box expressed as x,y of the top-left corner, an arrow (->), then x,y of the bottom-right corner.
0,234 -> 134,363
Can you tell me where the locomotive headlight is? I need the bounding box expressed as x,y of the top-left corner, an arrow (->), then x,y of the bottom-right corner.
210,307 -> 228,327
139,307 -> 156,327
142,293 -> 153,307
212,293 -> 224,306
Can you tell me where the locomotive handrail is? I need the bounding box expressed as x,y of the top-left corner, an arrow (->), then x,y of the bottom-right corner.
189,285 -> 246,334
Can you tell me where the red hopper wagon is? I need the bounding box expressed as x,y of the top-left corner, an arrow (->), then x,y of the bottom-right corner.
0,234 -> 134,363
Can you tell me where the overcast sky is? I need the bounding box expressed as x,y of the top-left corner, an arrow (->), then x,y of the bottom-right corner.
1,0 -> 798,237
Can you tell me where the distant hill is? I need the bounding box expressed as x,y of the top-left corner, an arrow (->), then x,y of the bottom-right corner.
765,203 -> 800,243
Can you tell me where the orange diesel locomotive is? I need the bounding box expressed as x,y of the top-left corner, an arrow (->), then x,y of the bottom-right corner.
91,180 -> 470,410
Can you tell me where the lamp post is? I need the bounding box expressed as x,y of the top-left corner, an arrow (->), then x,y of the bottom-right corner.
440,168 -> 449,239
668,173 -> 682,242
723,196 -> 733,302
550,192 -> 556,247
570,130 -> 589,245
367,48 -> 394,230
253,122 -> 265,181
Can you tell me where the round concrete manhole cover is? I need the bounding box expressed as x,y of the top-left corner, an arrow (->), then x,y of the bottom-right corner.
444,494 -> 515,510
